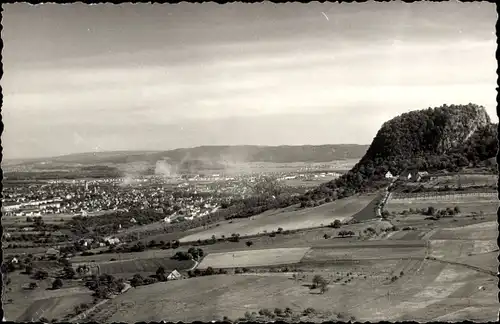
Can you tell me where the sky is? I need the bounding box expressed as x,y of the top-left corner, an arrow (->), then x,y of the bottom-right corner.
2,1 -> 497,159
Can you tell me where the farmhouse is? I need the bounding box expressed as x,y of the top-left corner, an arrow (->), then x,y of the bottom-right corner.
399,170 -> 413,181
104,237 -> 121,245
416,171 -> 429,181
399,170 -> 425,182
167,269 -> 182,281
46,248 -> 60,257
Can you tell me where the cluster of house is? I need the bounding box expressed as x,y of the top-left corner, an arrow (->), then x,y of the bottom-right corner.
162,203 -> 220,223
2,198 -> 64,217
2,179 -> 227,221
385,170 -> 429,182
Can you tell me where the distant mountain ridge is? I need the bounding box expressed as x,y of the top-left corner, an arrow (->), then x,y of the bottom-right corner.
6,144 -> 369,166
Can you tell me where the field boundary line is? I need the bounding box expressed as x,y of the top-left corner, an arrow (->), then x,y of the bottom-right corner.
425,257 -> 497,277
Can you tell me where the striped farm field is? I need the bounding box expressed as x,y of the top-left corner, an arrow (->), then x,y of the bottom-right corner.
389,191 -> 497,201
429,221 -> 497,240
197,247 -> 311,269
71,248 -> 176,264
424,174 -> 497,189
301,245 -> 425,263
385,192 -> 498,215
180,194 -> 376,242
97,258 -> 194,275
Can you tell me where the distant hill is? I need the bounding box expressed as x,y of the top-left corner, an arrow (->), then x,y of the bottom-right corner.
304,103 -> 497,201
3,144 -> 369,178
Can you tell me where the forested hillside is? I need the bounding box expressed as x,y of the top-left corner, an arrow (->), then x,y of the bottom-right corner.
303,104 -> 497,202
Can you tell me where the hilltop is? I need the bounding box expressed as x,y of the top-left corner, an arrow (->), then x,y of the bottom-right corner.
6,145 -> 368,166
304,103 -> 497,201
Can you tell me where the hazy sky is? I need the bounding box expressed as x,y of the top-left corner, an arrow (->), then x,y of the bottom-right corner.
2,1 -> 497,159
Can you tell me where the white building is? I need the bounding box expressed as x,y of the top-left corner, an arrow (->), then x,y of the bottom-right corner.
385,171 -> 394,179
104,237 -> 120,245
167,269 -> 182,280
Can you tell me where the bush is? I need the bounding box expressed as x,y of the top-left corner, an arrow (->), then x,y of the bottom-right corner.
52,278 -> 63,290
245,241 -> 253,247
259,308 -> 274,318
303,307 -> 316,316
33,270 -> 49,280
204,267 -> 215,276
24,265 -> 33,275
130,274 -> 144,287
156,266 -> 166,280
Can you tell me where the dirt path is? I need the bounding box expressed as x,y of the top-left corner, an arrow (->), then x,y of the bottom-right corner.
69,283 -> 132,322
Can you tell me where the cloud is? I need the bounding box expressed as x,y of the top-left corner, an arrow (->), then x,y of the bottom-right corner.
1,2 -> 496,159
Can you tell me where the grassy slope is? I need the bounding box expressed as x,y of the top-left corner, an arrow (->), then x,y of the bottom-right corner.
180,194 -> 376,242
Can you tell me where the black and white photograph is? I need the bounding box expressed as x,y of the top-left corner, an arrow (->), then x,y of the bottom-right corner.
1,1 -> 498,322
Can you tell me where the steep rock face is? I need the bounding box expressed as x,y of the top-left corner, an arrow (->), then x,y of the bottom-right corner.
360,103 -> 491,165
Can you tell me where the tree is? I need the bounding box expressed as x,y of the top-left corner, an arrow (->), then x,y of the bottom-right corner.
426,206 -> 435,216
204,267 -> 215,276
319,281 -> 329,294
25,265 -> 33,275
311,275 -> 327,289
245,241 -> 253,247
52,278 -> 63,290
29,282 -> 38,290
33,270 -> 49,280
156,266 -> 166,281
453,206 -> 461,214
63,265 -> 76,279
130,274 -> 144,288
332,219 -> 342,228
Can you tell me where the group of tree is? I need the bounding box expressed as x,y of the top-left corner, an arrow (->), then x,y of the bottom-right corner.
187,266 -> 225,278
129,273 -> 158,287
311,275 -> 329,294
421,206 -> 461,218
85,274 -> 126,299
328,220 -> 342,228
338,230 -> 355,238
171,247 -> 204,261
